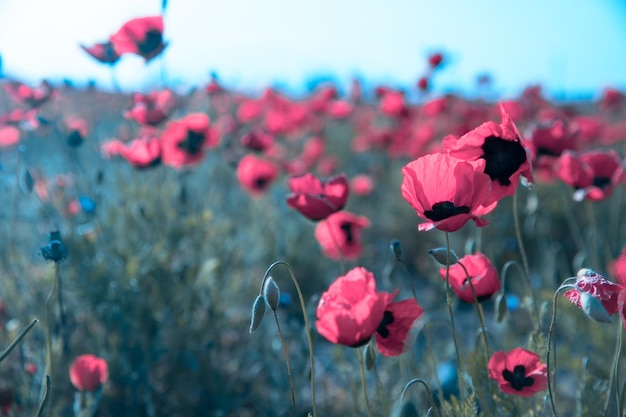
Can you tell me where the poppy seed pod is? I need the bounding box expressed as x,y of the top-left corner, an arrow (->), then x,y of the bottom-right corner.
428,247 -> 458,266
263,277 -> 280,311
249,295 -> 266,333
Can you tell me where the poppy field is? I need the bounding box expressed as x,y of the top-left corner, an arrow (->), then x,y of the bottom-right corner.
1,13 -> 626,417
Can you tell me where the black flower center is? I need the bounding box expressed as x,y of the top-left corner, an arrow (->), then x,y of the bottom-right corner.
376,311 -> 395,339
503,365 -> 534,391
424,201 -> 470,221
255,177 -> 269,190
177,130 -> 205,155
480,135 -> 528,186
339,222 -> 354,243
138,30 -> 164,56
593,177 -> 611,189
67,130 -> 84,147
535,146 -> 559,158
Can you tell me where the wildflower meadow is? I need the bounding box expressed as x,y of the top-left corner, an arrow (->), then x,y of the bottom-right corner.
1,11 -> 626,417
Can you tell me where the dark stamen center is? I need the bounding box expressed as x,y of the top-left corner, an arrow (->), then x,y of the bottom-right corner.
593,177 -> 611,189
138,30 -> 164,56
502,365 -> 534,391
339,222 -> 354,243
480,135 -> 528,186
177,130 -> 205,155
255,177 -> 269,190
376,311 -> 395,339
424,201 -> 470,221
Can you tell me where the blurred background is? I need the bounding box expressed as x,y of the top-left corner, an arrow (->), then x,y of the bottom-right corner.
0,0 -> 625,99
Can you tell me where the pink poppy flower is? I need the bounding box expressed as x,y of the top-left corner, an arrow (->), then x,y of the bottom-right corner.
80,41 -> 120,65
439,252 -> 500,303
236,154 -> 279,196
401,153 -> 496,232
160,113 -> 219,168
488,348 -> 547,397
316,267 -> 423,356
0,125 -> 20,149
443,104 -> 533,202
314,211 -> 369,260
69,354 -> 109,392
110,16 -> 167,62
286,173 -> 349,221
125,89 -> 175,126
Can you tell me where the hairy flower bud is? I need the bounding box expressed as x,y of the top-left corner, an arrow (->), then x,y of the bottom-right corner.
263,277 -> 280,311
390,240 -> 403,261
427,247 -> 458,266
580,291 -> 612,324
249,295 -> 266,333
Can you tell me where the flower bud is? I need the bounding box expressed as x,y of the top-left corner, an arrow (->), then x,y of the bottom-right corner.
365,343 -> 376,370
580,291 -> 612,324
249,295 -> 266,333
263,277 -> 280,311
427,247 -> 458,266
494,293 -> 508,322
390,240 -> 403,262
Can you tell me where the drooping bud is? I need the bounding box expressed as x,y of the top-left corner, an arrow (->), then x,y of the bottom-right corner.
579,291 -> 612,324
390,240 -> 403,262
365,343 -> 376,370
389,400 -> 419,417
263,277 -> 280,311
249,295 -> 266,333
494,292 -> 508,322
427,247 -> 458,266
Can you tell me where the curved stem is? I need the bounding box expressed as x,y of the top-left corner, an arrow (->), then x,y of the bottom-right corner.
512,192 -> 540,323
457,261 -> 495,417
445,232 -> 466,399
546,283 -> 577,417
396,260 -> 419,304
399,378 -> 440,417
45,263 -> 60,391
273,311 -> 297,417
0,318 -> 38,362
604,319 -> 623,417
36,375 -> 51,417
357,347 -> 374,417
260,261 -> 317,417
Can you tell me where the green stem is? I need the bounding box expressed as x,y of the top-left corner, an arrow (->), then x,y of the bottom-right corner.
445,232 -> 466,399
512,191 -> 540,323
0,318 -> 38,362
604,319 -> 623,417
260,261 -> 318,417
35,375 -> 51,417
273,311 -> 297,417
399,378 -> 441,417
357,347 -> 374,417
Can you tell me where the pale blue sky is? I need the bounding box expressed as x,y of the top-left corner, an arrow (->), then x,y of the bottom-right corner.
0,0 -> 625,98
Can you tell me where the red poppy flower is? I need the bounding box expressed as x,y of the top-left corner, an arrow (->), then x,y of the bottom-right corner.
120,137 -> 161,169
160,113 -> 219,168
316,267 -> 395,347
0,125 -> 20,149
65,117 -> 89,147
4,80 -> 55,108
488,348 -> 547,397
527,118 -> 579,182
428,52 -> 444,69
80,41 -> 121,65
443,104 -> 533,202
286,173 -> 349,221
375,298 -> 423,357
350,174 -> 375,197
417,76 -> 429,92
110,16 -> 167,62
610,247 -> 626,283
326,100 -> 353,119
556,150 -> 624,201
379,90 -> 408,118
236,154 -> 279,196
237,99 -> 264,123
69,354 -> 109,392
401,152 -> 496,232
439,252 -> 500,303
314,211 -> 369,260
564,268 -> 621,316
240,129 -> 274,152
125,89 -> 175,126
